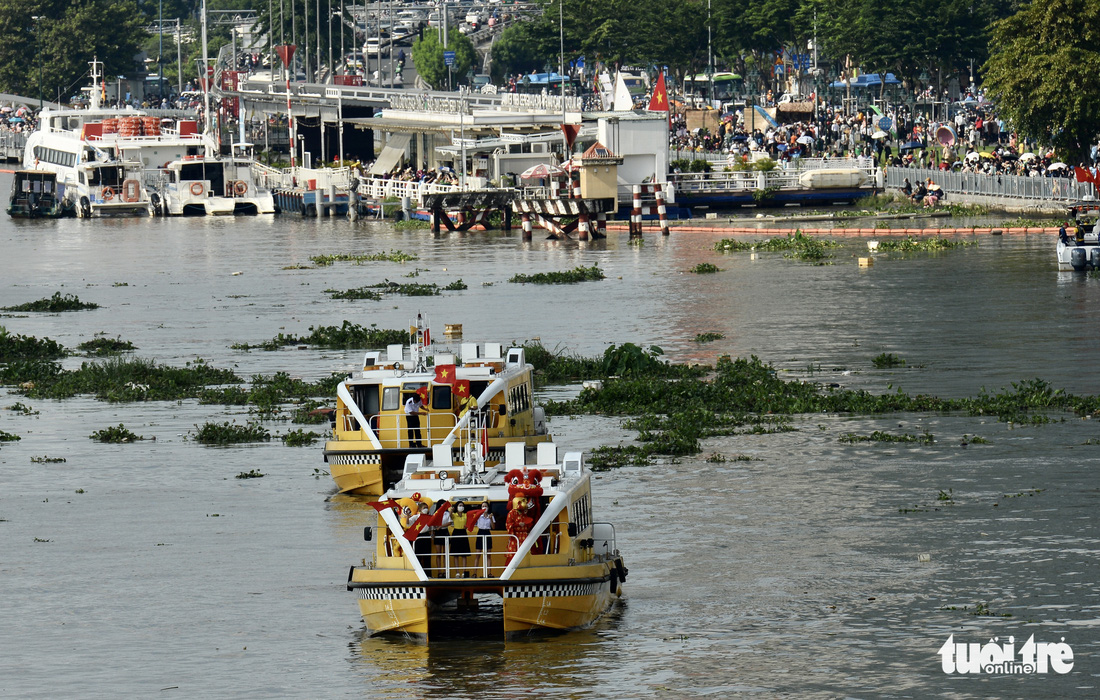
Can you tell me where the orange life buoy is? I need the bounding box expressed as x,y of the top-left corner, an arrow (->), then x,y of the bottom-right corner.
190,182 -> 205,196
233,180 -> 248,196
102,187 -> 114,201
121,179 -> 140,203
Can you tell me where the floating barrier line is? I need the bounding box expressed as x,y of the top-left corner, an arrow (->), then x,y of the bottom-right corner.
602,224 -> 1060,235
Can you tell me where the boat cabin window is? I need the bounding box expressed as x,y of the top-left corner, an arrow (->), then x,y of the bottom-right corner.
78,172 -> 85,185
352,385 -> 379,416
431,385 -> 452,410
401,382 -> 428,406
180,162 -> 225,194
470,381 -> 489,402
381,386 -> 401,411
88,166 -> 125,187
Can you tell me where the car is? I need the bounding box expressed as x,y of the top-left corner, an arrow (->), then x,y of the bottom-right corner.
364,39 -> 389,57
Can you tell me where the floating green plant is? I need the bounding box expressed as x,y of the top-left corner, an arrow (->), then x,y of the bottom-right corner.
714,231 -> 839,262
2,292 -> 99,312
78,336 -> 136,356
694,332 -> 724,343
0,429 -> 21,442
235,469 -> 265,479
6,402 -> 38,415
90,424 -> 144,443
8,357 -> 240,402
282,429 -> 321,446
509,265 -> 605,284
872,352 -> 906,368
393,219 -> 430,230
690,263 -> 721,274
193,421 -> 271,445
838,430 -> 933,444
325,287 -> 383,301
31,455 -> 66,463
231,323 -> 409,351
310,250 -> 419,266
875,237 -> 977,252
0,327 -> 66,361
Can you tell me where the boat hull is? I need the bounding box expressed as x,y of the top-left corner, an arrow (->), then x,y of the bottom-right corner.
350,559 -> 624,641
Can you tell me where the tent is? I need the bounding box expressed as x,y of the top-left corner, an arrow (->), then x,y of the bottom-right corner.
829,73 -> 902,90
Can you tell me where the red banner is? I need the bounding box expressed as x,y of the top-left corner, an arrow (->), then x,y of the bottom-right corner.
275,44 -> 297,69
561,124 -> 580,150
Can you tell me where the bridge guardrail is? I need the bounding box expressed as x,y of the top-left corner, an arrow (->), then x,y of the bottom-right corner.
885,166 -> 1093,203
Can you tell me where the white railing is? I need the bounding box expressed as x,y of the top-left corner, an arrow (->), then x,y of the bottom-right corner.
358,177 -> 460,203
886,166 -> 1093,202
381,531 -> 565,579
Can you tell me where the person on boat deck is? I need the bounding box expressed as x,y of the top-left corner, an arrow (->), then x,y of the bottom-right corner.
1076,222 -> 1086,244
449,502 -> 472,577
1059,222 -> 1069,245
409,503 -> 433,571
405,393 -> 425,448
432,502 -> 453,576
474,501 -> 496,571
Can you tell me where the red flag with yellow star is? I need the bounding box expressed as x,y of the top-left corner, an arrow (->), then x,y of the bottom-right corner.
647,72 -> 669,112
434,364 -> 457,385
452,379 -> 471,399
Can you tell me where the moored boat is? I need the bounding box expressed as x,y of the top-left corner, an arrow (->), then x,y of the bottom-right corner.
324,315 -> 552,496
1056,202 -> 1100,271
7,170 -> 74,218
152,144 -> 275,216
347,436 -> 626,641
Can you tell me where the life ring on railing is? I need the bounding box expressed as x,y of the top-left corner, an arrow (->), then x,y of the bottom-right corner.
233,180 -> 248,196
121,179 -> 140,203
101,187 -> 114,201
189,182 -> 205,196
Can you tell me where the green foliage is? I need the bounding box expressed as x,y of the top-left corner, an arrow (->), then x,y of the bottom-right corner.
0,429 -> 21,442
193,421 -> 271,445
31,455 -> 66,463
78,336 -> 136,355
325,279 -> 463,299
7,402 -> 38,415
235,469 -> 265,479
326,287 -> 383,301
872,353 -> 906,368
509,265 -> 605,284
838,430 -> 933,444
983,0 -> 1100,162
876,237 -> 977,252
232,323 -> 409,351
690,263 -> 721,274
309,250 -> 418,265
490,22 -> 553,81
8,357 -> 240,402
695,332 -> 725,343
393,218 -> 431,230
0,327 -> 66,361
89,424 -> 143,443
282,429 -> 321,447
412,29 -> 476,89
715,231 -> 840,260
3,292 -> 97,312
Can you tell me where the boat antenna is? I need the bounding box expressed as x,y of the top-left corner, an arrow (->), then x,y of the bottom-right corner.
200,0 -> 212,144
411,312 -> 430,372
89,58 -> 102,111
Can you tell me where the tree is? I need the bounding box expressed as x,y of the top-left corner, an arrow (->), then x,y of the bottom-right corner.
490,22 -> 551,82
983,0 -> 1100,162
412,29 -> 475,90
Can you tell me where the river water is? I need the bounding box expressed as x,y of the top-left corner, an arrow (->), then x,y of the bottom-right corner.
2,178 -> 1097,698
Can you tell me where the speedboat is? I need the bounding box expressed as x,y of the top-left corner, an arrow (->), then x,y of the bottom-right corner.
347,437 -> 627,641
324,315 -> 552,496
7,170 -> 74,218
1057,202 -> 1100,271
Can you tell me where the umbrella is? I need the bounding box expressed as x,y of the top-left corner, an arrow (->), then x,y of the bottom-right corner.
899,140 -> 923,151
980,152 -> 995,159
1018,152 -> 1037,162
935,125 -> 956,146
0,106 -> 11,112
965,152 -> 980,162
1048,162 -> 1068,170
730,135 -> 748,142
8,116 -> 23,123
872,130 -> 888,140
796,135 -> 814,145
561,158 -> 579,172
775,143 -> 788,152
520,163 -> 564,179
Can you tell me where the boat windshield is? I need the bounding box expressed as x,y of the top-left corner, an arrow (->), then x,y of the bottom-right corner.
87,165 -> 128,187
179,162 -> 226,193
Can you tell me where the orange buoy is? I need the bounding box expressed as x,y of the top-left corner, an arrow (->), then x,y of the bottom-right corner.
190,182 -> 205,196
102,186 -> 114,201
121,179 -> 140,203
233,180 -> 248,196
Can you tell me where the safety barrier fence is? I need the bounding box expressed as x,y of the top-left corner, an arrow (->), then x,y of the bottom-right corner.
886,166 -> 1094,202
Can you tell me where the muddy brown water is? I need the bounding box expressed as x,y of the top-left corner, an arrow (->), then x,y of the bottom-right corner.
1,177 -> 1096,698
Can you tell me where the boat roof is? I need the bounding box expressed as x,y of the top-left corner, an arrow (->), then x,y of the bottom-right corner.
348,342 -> 533,385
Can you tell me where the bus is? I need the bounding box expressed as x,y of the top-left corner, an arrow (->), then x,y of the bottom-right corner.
683,72 -> 743,109
515,72 -> 573,95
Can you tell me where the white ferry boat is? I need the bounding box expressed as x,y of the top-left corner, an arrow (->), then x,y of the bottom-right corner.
24,59 -> 272,217
325,315 -> 552,496
348,436 -> 627,640
152,144 -> 276,216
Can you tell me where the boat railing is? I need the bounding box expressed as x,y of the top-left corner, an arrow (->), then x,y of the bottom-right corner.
342,411 -> 458,448
384,531 -> 565,579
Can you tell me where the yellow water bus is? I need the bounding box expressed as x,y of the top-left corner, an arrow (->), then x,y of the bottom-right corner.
324,317 -> 552,496
347,439 -> 627,641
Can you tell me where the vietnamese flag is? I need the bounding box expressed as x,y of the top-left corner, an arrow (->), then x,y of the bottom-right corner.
452,379 -> 471,399
403,501 -> 451,541
434,364 -> 457,385
647,72 -> 669,112
368,499 -> 401,513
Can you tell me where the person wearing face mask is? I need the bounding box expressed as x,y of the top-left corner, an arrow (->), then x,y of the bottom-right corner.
449,501 -> 472,577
